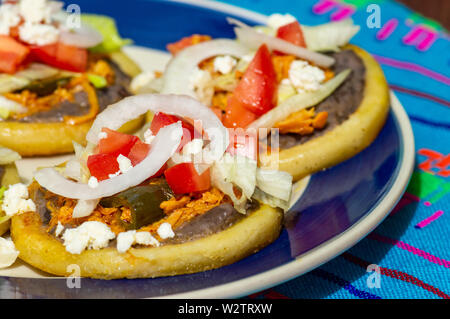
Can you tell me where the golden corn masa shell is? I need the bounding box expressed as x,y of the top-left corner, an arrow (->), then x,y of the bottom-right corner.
260,45 -> 390,182
0,163 -> 21,236
11,204 -> 283,279
0,51 -> 144,157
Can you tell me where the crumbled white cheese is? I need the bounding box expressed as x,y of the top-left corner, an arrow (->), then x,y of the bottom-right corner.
189,68 -> 214,106
1,183 -> 36,217
130,72 -> 155,94
87,176 -> 99,189
108,171 -> 121,179
117,154 -> 133,174
288,60 -> 325,93
0,237 -> 19,269
116,230 -> 159,253
62,221 -> 115,254
135,231 -> 159,247
241,53 -> 256,64
19,22 -> 60,46
98,132 -> 108,140
116,230 -> 136,254
157,222 -> 175,239
19,0 -> 55,24
182,138 -> 203,156
143,129 -> 155,144
54,221 -> 64,237
267,13 -> 297,30
0,4 -> 20,35
213,55 -> 237,75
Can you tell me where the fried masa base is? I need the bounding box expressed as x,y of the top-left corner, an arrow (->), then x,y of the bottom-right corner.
0,164 -> 20,236
261,45 -> 390,181
11,204 -> 283,279
0,52 -> 144,157
0,118 -> 144,157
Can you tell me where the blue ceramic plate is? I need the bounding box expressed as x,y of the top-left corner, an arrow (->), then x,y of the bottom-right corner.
0,0 -> 414,298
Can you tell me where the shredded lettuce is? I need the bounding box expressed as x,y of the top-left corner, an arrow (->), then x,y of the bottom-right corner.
253,19 -> 359,52
213,72 -> 239,92
0,187 -> 9,226
277,81 -> 297,104
0,147 -> 21,165
0,74 -> 30,94
87,74 -> 107,88
248,69 -> 351,131
253,26 -> 276,37
256,169 -> 293,202
211,154 -> 293,212
211,157 -> 248,214
302,19 -> 360,52
252,188 -> 290,211
72,141 -> 91,183
81,14 -> 132,53
0,187 -> 5,201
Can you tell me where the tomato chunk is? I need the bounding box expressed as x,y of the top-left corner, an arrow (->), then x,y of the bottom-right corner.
223,44 -> 277,127
87,153 -> 120,181
30,42 -> 88,72
276,21 -> 306,48
226,128 -> 258,161
223,95 -> 257,128
0,36 -> 30,74
150,112 -> 196,151
164,163 -> 211,194
128,140 -> 151,166
98,128 -> 139,157
166,34 -> 211,55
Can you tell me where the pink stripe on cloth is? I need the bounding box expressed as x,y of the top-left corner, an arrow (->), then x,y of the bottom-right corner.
368,233 -> 450,269
373,55 -> 450,86
415,210 -> 444,229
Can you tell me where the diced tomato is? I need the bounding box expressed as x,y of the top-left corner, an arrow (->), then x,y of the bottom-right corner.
226,128 -> 258,161
211,106 -> 223,121
223,95 -> 257,128
164,163 -> 211,194
128,140 -> 151,166
150,112 -> 196,151
166,34 -> 211,55
151,163 -> 167,179
128,140 -> 167,178
276,21 -> 306,48
29,42 -> 87,72
223,44 -> 277,127
9,24 -> 21,40
87,153 -> 120,181
0,36 -> 30,74
98,128 -> 139,157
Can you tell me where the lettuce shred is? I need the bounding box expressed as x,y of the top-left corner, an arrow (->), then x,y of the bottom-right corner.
81,14 -> 132,53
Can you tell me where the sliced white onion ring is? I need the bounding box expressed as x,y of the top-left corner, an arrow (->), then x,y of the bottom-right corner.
227,17 -> 335,68
35,122 -> 183,200
72,199 -> 100,218
161,39 -> 249,97
86,94 -> 229,164
59,24 -> 103,48
53,12 -> 103,48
